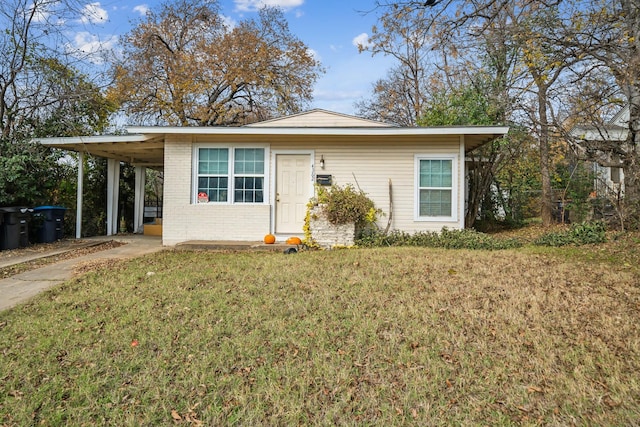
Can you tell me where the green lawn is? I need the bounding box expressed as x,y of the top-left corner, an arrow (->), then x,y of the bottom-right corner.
1,245 -> 639,425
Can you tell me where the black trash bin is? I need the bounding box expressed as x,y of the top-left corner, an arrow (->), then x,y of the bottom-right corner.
0,207 -> 32,250
32,206 -> 67,243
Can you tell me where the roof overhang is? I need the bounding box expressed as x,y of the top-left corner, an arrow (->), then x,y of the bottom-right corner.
36,125 -> 509,168
569,125 -> 629,142
35,134 -> 165,168
127,125 -> 509,152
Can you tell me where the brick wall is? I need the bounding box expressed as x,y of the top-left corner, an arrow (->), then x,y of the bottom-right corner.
162,138 -> 271,246
308,204 -> 356,249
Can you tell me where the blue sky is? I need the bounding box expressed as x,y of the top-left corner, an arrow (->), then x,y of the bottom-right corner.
67,0 -> 397,115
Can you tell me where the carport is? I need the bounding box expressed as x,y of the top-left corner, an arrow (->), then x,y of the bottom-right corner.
36,134 -> 165,238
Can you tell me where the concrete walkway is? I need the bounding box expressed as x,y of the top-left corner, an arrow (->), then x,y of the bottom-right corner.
0,236 -> 164,312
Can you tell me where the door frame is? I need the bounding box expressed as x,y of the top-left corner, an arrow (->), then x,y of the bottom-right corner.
270,149 -> 315,235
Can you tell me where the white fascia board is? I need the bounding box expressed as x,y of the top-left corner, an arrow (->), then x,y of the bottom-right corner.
125,126 -> 509,137
570,126 -> 628,141
35,134 -> 152,146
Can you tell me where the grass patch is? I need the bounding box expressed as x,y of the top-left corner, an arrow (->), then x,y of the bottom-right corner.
1,247 -> 640,425
533,221 -> 607,247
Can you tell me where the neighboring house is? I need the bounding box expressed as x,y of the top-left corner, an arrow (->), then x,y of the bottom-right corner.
39,109 -> 508,246
571,106 -> 628,197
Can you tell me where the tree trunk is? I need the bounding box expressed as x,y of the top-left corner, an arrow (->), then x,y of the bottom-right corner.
621,96 -> 640,228
538,86 -> 554,226
465,158 -> 495,228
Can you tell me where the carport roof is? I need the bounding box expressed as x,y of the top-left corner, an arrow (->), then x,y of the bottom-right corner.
36,134 -> 166,168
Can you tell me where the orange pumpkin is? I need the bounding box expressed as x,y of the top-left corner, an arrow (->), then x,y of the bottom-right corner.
286,236 -> 302,245
264,234 -> 276,244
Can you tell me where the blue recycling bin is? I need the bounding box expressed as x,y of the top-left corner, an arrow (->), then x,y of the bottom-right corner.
32,206 -> 66,243
0,207 -> 31,250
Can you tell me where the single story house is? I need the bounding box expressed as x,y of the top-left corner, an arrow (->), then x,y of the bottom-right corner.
39,109 -> 508,246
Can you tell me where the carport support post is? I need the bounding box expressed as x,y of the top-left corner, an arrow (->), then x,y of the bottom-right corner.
106,159 -> 120,236
134,166 -> 146,233
76,152 -> 84,239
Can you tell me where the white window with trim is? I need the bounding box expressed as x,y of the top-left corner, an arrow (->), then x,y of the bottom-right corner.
415,155 -> 457,221
194,146 -> 267,204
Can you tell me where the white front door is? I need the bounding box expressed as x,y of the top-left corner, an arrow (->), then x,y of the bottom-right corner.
275,154 -> 311,234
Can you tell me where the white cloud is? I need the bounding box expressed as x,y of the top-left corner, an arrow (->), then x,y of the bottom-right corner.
220,15 -> 237,31
80,2 -> 108,24
68,31 -> 118,64
234,0 -> 304,12
311,52 -> 396,115
352,33 -> 372,50
29,3 -> 51,23
28,1 -> 68,24
133,4 -> 149,16
308,48 -> 321,62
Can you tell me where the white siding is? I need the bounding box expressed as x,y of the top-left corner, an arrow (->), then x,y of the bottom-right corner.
248,110 -> 392,128
271,137 -> 464,233
163,134 -> 467,246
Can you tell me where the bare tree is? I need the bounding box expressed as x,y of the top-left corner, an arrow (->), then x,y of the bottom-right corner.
560,0 -> 640,227
356,5 -> 436,125
372,0 -> 581,226
0,0 -> 94,139
1,0 -> 117,206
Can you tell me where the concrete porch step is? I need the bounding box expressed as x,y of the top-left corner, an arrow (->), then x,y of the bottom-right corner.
174,240 -> 301,252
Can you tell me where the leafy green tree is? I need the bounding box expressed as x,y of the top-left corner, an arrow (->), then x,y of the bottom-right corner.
493,133 -> 541,223
419,84 -> 497,127
29,58 -> 117,138
552,157 -> 595,223
419,81 -> 531,228
0,138 -> 57,206
0,59 -> 116,207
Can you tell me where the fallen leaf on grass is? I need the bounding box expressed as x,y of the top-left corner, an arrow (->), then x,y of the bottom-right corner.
440,352 -> 454,363
184,413 -> 203,426
74,258 -> 121,275
527,386 -> 543,393
604,395 -> 621,408
171,410 -> 182,421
